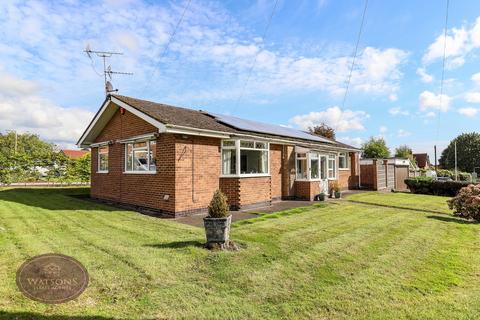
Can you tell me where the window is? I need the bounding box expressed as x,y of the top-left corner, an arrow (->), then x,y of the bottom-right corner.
125,140 -> 157,172
98,146 -> 108,172
240,141 -> 268,174
222,140 -> 236,175
296,153 -> 308,180
339,152 -> 349,169
328,154 -> 336,179
221,139 -> 269,176
310,153 -> 319,179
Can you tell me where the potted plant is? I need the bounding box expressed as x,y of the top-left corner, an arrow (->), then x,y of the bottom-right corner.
333,181 -> 341,199
318,192 -> 326,201
203,190 -> 232,249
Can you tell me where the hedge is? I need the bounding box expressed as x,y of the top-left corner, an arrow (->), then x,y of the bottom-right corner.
405,177 -> 471,196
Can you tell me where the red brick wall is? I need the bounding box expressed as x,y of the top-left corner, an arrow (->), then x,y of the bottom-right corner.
270,144 -> 282,199
294,180 -> 320,201
174,135 -> 221,213
91,109 -> 176,214
282,145 -> 296,198
220,176 -> 271,209
338,152 -> 360,190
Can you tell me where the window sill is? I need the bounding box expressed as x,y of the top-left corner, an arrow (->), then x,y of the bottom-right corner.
339,168 -> 350,171
220,174 -> 270,178
123,171 -> 157,174
97,171 -> 108,174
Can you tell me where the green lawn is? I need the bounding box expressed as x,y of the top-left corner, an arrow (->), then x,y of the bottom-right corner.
1,188 -> 479,319
347,191 -> 453,214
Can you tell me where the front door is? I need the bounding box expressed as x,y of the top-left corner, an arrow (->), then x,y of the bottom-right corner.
319,155 -> 329,193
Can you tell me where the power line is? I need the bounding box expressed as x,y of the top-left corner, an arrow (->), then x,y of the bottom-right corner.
139,0 -> 192,96
232,0 -> 280,113
334,0 -> 369,133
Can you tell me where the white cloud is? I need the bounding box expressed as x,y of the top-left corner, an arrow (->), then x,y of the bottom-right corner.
389,107 -> 409,116
458,107 -> 480,117
379,126 -> 388,134
397,129 -> 411,137
388,93 -> 398,101
0,72 -> 93,145
416,67 -> 434,83
471,72 -> 480,85
289,106 -> 369,132
465,91 -> 480,103
337,136 -> 363,148
419,90 -> 451,112
422,17 -> 480,68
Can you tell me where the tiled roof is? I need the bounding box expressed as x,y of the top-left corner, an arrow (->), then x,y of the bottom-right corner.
112,95 -> 359,150
62,149 -> 90,159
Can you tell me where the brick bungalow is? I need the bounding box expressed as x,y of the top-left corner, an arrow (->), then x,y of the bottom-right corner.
77,95 -> 360,217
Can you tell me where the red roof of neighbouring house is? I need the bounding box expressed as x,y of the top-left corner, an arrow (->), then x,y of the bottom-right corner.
62,149 -> 90,159
413,153 -> 430,169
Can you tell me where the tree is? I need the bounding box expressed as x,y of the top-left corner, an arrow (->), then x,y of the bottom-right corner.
439,132 -> 480,172
361,137 -> 390,159
309,123 -> 336,140
395,145 -> 414,161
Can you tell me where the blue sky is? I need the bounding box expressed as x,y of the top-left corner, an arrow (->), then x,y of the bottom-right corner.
1,0 -> 479,158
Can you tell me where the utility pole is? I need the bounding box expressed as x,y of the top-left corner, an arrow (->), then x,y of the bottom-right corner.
434,145 -> 438,176
84,45 -> 133,96
454,140 -> 458,181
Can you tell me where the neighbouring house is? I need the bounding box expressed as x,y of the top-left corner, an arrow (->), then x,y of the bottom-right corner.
61,149 -> 90,159
77,95 -> 361,217
413,153 -> 431,169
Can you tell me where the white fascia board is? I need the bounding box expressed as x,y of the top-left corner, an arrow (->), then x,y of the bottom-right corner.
77,96 -> 167,148
117,133 -> 157,144
110,96 -> 167,132
77,98 -> 111,147
165,125 -> 231,139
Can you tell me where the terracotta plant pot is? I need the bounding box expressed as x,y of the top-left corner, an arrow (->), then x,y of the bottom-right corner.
203,215 -> 232,244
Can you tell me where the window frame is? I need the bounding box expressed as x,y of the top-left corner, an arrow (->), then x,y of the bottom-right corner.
328,154 -> 337,180
338,152 -> 350,170
97,145 -> 109,173
124,139 -> 157,174
220,139 -> 270,177
295,152 -> 337,181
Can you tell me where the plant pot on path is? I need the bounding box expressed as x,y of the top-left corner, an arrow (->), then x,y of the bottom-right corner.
334,191 -> 341,199
204,190 -> 237,250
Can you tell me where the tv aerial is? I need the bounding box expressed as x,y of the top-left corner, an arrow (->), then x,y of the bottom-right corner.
84,44 -> 133,95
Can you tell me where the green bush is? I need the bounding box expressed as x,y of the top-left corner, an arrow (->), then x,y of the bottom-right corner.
208,190 -> 229,218
437,169 -> 472,182
448,184 -> 480,220
405,177 -> 470,196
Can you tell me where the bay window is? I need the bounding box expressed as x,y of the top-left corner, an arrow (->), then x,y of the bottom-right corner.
339,152 -> 349,169
98,146 -> 108,172
125,140 -> 157,172
221,140 -> 269,176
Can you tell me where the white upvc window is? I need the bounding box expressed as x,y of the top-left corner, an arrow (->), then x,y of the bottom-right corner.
221,139 -> 269,176
296,153 -> 308,180
339,152 -> 350,170
124,140 -> 157,173
328,154 -> 336,179
98,146 -> 109,173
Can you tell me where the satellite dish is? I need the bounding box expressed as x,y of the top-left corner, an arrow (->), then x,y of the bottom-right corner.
106,81 -> 114,93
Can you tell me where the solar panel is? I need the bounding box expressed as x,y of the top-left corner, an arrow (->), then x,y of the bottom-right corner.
209,113 -> 335,144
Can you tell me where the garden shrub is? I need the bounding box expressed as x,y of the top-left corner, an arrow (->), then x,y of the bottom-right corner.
208,190 -> 229,218
405,177 -> 470,196
448,184 -> 480,220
